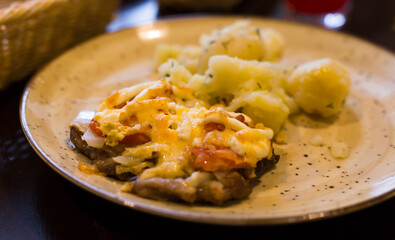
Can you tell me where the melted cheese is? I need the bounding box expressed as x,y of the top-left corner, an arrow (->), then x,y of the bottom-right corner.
88,79 -> 274,180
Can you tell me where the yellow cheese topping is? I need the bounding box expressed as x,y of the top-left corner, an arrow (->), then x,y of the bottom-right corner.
90,79 -> 273,180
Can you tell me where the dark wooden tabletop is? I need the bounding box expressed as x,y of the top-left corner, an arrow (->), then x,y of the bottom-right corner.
1,0 -> 394,239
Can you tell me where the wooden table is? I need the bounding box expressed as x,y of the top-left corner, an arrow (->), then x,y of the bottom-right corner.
1,0 -> 394,238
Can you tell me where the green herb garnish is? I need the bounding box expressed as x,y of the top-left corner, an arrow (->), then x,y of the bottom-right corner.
221,39 -> 232,50
255,28 -> 261,37
235,107 -> 244,113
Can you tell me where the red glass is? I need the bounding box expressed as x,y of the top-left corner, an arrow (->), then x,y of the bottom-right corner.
286,0 -> 348,14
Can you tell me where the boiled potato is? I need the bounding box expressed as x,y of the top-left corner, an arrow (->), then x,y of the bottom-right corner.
271,88 -> 299,114
197,20 -> 284,74
227,91 -> 290,134
260,28 -> 286,61
198,55 -> 277,104
154,44 -> 201,74
192,55 -> 293,134
285,58 -> 350,118
187,74 -> 210,100
157,59 -> 192,87
154,44 -> 182,68
177,45 -> 201,74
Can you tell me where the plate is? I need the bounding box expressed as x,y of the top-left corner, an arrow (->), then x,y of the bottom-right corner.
20,16 -> 395,225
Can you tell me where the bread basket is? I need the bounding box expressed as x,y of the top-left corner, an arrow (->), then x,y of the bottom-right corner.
0,0 -> 119,89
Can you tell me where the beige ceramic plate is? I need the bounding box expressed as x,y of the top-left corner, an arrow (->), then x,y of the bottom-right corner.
20,16 -> 395,225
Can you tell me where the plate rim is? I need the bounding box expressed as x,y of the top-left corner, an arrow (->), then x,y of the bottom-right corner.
19,15 -> 395,225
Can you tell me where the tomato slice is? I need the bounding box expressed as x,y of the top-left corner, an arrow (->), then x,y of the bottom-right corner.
119,132 -> 150,146
192,147 -> 251,171
89,119 -> 104,137
89,119 -> 149,146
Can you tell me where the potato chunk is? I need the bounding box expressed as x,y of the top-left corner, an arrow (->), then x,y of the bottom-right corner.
157,59 -> 192,87
285,58 -> 350,118
227,91 -> 290,135
197,20 -> 284,74
154,44 -> 201,74
188,55 -> 292,134
154,44 -> 182,68
197,55 -> 278,104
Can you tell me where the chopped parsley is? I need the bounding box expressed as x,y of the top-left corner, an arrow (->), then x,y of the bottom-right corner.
255,28 -> 261,37
221,39 -> 232,50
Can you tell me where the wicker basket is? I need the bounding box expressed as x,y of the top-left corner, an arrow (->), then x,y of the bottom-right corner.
0,0 -> 119,89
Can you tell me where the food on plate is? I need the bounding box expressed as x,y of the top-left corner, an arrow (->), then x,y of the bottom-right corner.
199,55 -> 296,134
330,141 -> 349,159
155,22 -> 350,121
226,90 -> 290,135
158,55 -> 296,135
285,58 -> 351,118
69,20 -> 351,205
70,80 -> 279,204
309,134 -> 325,146
196,20 -> 285,74
154,44 -> 201,74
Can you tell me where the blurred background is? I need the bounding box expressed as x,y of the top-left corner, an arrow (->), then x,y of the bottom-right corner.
0,0 -> 393,89
110,0 -> 395,52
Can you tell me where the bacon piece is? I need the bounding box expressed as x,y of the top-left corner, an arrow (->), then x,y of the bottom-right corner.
89,119 -> 104,137
119,132 -> 150,146
120,115 -> 138,126
204,123 -> 225,132
234,114 -> 252,127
